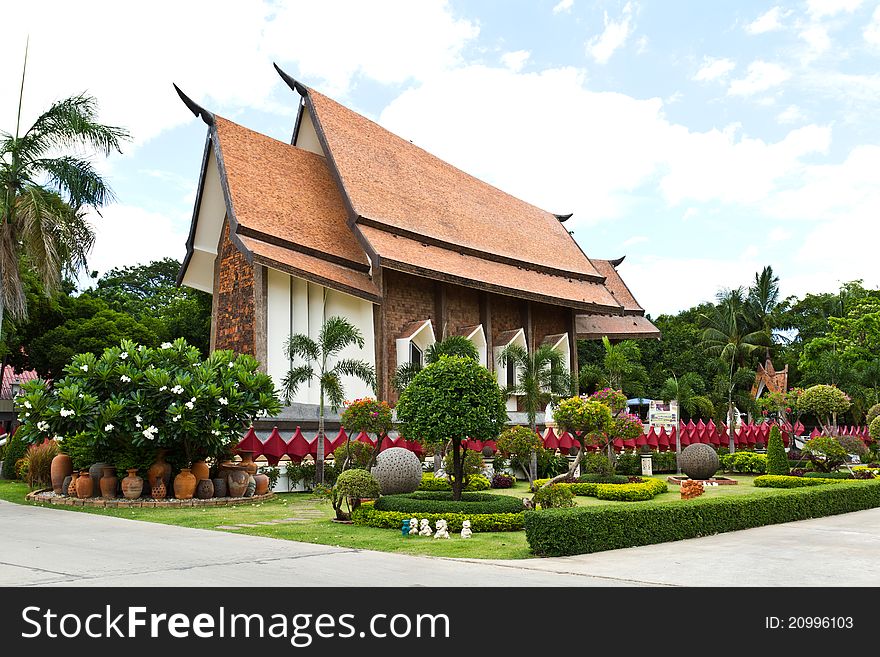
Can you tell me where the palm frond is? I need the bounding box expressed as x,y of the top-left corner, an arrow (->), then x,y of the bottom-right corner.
23,94 -> 129,156
33,155 -> 114,208
426,335 -> 479,363
392,361 -> 422,392
320,371 -> 345,411
320,315 -> 365,357
333,358 -> 376,392
285,333 -> 320,362
281,365 -> 314,404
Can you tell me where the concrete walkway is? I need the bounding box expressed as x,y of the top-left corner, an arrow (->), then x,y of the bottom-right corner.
2,499 -> 879,586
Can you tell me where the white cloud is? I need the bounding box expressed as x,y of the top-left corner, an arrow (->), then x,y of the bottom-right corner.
745,7 -> 790,34
865,5 -> 880,46
622,235 -> 648,247
777,105 -> 806,124
693,57 -> 736,82
553,0 -> 574,14
501,50 -> 530,72
806,0 -> 863,19
741,245 -> 760,259
587,2 -> 635,64
768,227 -> 792,242
727,60 -> 790,96
799,24 -> 832,57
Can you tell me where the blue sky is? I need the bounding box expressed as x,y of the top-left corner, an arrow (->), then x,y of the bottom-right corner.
4,1 -> 880,315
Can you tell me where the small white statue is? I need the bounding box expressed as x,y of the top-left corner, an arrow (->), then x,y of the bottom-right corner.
460,519 -> 473,539
418,518 -> 433,536
434,519 -> 450,539
408,517 -> 418,535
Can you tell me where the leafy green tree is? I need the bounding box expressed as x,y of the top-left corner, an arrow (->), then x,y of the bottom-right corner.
766,425 -> 788,475
396,356 -> 507,501
797,384 -> 851,436
392,334 -> 479,392
496,425 -> 544,490
1,55 -> 128,332
543,395 -> 613,486
601,336 -> 645,392
282,316 -> 376,485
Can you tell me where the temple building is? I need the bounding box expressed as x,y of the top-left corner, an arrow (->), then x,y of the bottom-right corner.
175,66 -> 659,422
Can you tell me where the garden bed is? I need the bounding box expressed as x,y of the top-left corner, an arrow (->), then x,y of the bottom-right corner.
26,489 -> 274,508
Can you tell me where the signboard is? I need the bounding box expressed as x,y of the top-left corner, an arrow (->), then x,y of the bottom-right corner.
648,399 -> 679,431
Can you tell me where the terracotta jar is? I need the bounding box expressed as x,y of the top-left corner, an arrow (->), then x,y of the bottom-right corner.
75,470 -> 93,499
151,477 -> 167,500
99,466 -> 118,499
212,477 -> 227,498
173,468 -> 197,499
50,453 -> 73,494
68,471 -> 79,497
191,460 -> 210,482
253,472 -> 270,496
88,462 -> 110,497
147,449 -> 172,491
121,469 -> 144,499
237,451 -> 258,476
196,479 -> 214,499
227,468 -> 248,497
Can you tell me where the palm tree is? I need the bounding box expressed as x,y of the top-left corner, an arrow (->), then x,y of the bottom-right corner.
498,343 -> 571,485
660,372 -> 714,420
1,47 -> 129,333
282,316 -> 376,484
700,300 -> 768,452
392,334 -> 479,391
601,336 -> 641,391
747,266 -> 784,359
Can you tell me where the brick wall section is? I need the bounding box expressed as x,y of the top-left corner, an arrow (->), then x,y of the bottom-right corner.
491,295 -> 524,345
532,301 -> 570,346
213,222 -> 256,356
445,285 -> 481,337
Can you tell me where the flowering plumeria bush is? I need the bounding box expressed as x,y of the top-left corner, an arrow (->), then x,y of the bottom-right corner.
589,388 -> 627,415
14,338 -> 281,466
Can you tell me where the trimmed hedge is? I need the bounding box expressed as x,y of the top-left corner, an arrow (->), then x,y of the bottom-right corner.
578,473 -> 630,484
719,451 -> 767,474
754,475 -> 855,488
352,504 -> 525,532
525,479 -> 880,555
802,471 -> 853,480
374,491 -> 524,515
418,473 -> 490,492
532,476 -> 667,501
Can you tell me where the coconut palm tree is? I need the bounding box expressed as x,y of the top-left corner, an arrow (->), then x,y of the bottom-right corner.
601,336 -> 642,391
282,316 -> 376,484
392,334 -> 479,392
700,299 -> 768,452
659,372 -> 714,420
1,49 -> 129,333
747,265 -> 785,359
498,343 -> 571,485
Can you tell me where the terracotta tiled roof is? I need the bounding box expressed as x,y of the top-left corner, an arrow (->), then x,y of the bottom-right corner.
238,235 -> 380,303
214,116 -> 369,271
0,366 -> 39,399
397,319 -> 433,340
496,329 -> 525,346
592,258 -> 643,314
304,88 -> 602,281
358,225 -> 621,311
575,314 -> 660,340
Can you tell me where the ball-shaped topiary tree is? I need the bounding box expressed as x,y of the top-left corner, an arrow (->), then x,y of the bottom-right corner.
331,468 -> 381,520
339,397 -> 393,470
766,425 -> 789,475
496,426 -> 544,490
802,436 -> 848,473
545,396 -> 613,486
866,404 -> 880,426
396,356 -> 507,501
871,416 -> 880,443
797,385 -> 851,436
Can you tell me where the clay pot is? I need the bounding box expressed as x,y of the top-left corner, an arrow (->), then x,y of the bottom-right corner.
227,468 -> 248,497
122,469 -> 144,499
245,475 -> 256,497
88,462 -> 111,497
99,466 -> 118,499
67,472 -> 78,497
75,470 -> 93,499
253,472 -> 270,496
237,451 -> 258,476
61,475 -> 73,497
151,477 -> 167,500
191,460 -> 210,482
50,453 -> 73,494
196,479 -> 214,499
147,449 -> 172,490
173,468 -> 197,499
212,477 -> 227,498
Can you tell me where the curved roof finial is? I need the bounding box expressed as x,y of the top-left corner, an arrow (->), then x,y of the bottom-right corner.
608,255 -> 626,267
273,63 -> 309,96
173,84 -> 214,126
554,213 -> 573,223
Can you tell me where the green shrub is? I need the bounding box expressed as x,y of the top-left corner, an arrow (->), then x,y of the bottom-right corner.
766,426 -> 788,475
578,473 -> 629,484
802,436 -> 848,472
595,477 -> 667,501
754,474 -> 854,488
525,479 -> 880,555
867,404 -> 880,426
330,441 -> 374,472
870,416 -> 880,442
443,448 -> 484,487
533,484 -> 575,509
352,503 -> 525,532
802,471 -> 853,480
374,491 -> 524,515
614,451 -> 640,475
580,452 -> 613,475
496,426 -> 543,481
25,440 -> 59,489
418,472 -> 489,492
2,429 -> 27,480
332,468 -> 381,520
837,435 -> 869,460
719,451 -> 767,474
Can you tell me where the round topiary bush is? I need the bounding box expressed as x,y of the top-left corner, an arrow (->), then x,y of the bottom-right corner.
870,416 -> 880,442
371,447 -> 423,494
331,468 -> 381,520
679,443 -> 719,480
867,404 -> 880,426
374,491 -> 525,514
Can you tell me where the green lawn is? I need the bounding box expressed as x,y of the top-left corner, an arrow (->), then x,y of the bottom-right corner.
0,473 -> 784,560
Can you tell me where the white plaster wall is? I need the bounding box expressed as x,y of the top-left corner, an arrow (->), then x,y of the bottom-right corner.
182,148 -> 225,293
266,269 -> 292,395
294,105 -> 324,156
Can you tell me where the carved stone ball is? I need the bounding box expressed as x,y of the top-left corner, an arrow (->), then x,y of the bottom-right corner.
371,447 -> 423,495
679,443 -> 719,480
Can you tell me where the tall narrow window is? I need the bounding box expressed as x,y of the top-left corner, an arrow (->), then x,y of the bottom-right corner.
410,341 -> 423,369
506,358 -> 516,388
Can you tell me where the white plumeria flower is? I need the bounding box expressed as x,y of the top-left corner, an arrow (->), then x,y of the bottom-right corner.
211,429 -> 221,436
119,352 -> 128,360
228,362 -> 234,368
190,397 -> 196,402
120,375 -> 131,383
159,386 -> 167,392
55,435 -> 64,443
171,385 -> 184,395
104,423 -> 114,432
80,364 -> 89,372
59,408 -> 75,418
218,397 -> 228,406
185,401 -> 194,410
172,415 -> 181,423
135,414 -> 142,423
37,421 -> 49,432
23,400 -> 32,409
78,393 -> 84,399
24,412 -> 30,418
161,342 -> 172,349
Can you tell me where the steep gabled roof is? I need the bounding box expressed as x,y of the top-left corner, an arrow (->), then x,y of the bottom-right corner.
591,257 -> 644,314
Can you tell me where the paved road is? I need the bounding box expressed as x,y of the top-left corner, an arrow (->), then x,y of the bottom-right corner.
3,500 -> 880,586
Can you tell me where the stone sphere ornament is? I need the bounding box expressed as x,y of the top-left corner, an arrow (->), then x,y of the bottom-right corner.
371,447 -> 423,495
679,443 -> 720,480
